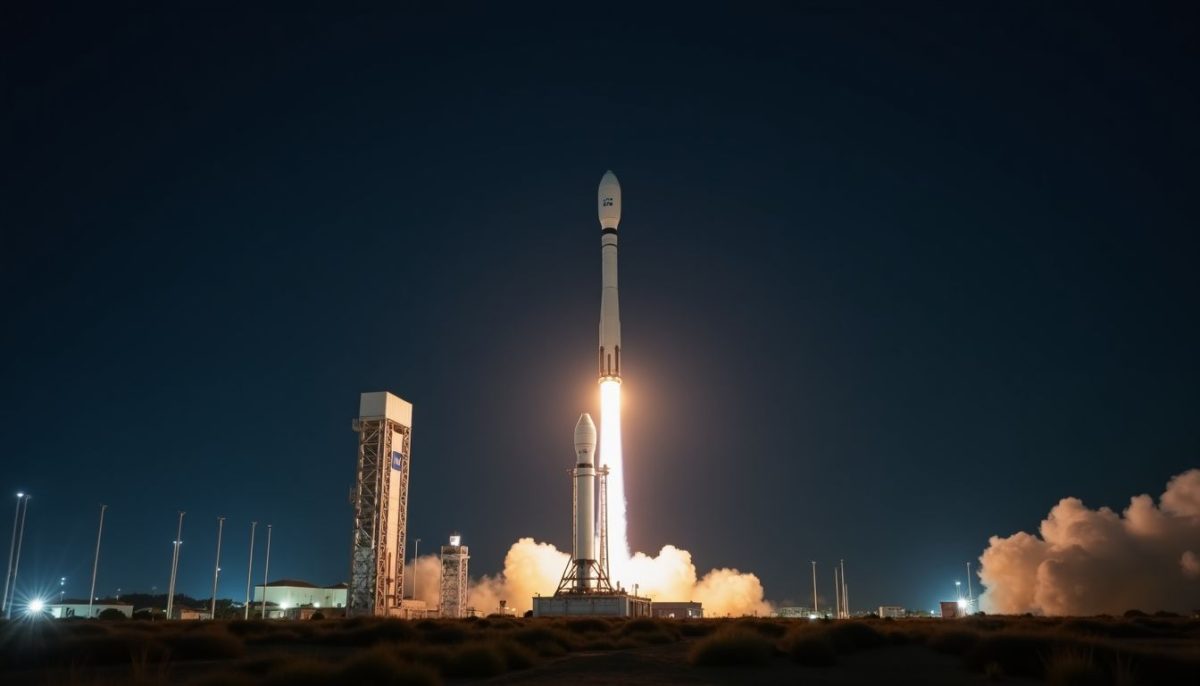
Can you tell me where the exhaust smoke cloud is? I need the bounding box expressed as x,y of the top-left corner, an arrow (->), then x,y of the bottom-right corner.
409,537 -> 772,616
979,469 -> 1200,615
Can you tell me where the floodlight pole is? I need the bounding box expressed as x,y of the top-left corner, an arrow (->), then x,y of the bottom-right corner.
261,524 -> 272,619
810,561 -> 818,614
88,504 -> 107,618
2,493 -> 27,617
244,521 -> 256,619
412,538 -> 421,600
210,516 -> 225,619
839,559 -> 847,618
8,495 -> 31,619
166,511 -> 185,619
966,561 -> 974,612
833,566 -> 840,619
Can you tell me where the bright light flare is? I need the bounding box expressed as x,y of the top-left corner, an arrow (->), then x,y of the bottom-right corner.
599,379 -> 630,582
27,598 -> 45,614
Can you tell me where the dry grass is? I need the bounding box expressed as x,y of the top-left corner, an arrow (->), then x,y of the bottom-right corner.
688,627 -> 776,667
4,614 -> 1200,685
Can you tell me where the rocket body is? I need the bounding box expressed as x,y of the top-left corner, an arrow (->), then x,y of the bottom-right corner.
598,171 -> 622,380
573,413 -> 597,590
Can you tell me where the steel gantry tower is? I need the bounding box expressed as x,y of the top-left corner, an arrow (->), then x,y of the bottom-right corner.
349,392 -> 413,616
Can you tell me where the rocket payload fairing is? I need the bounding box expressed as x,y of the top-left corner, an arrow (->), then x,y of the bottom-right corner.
598,171 -> 622,380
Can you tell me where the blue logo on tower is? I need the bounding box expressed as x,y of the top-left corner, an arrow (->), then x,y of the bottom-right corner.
391,450 -> 405,471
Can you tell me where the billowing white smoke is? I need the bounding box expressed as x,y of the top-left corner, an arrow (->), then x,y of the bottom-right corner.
979,469 -> 1200,615
410,537 -> 772,616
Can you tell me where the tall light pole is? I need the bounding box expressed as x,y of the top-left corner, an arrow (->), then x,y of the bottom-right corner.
210,516 -> 225,619
244,521 -> 256,619
89,504 -> 107,618
966,562 -> 974,613
810,561 -> 818,614
166,511 -> 185,619
833,566 -> 840,620
7,494 -> 30,618
839,559 -> 847,619
260,524 -> 272,619
2,493 -> 24,617
412,538 -> 421,600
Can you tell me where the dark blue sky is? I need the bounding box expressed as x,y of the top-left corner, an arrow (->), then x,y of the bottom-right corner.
2,3 -> 1197,612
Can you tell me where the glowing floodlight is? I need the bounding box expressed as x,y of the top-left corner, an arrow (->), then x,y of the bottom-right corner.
28,598 -> 45,614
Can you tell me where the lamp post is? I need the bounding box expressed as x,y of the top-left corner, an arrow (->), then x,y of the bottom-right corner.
244,521 -> 256,620
260,524 -> 272,619
810,561 -> 818,614
6,494 -> 31,619
966,562 -> 974,613
166,512 -> 185,619
210,516 -> 225,619
2,493 -> 22,616
89,504 -> 107,618
412,538 -> 421,600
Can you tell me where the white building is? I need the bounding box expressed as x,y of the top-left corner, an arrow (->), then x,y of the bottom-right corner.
47,602 -> 133,619
878,605 -> 906,619
254,580 -> 347,611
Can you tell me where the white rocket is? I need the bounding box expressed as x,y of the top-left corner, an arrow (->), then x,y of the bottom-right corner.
597,171 -> 622,380
573,412 -> 597,589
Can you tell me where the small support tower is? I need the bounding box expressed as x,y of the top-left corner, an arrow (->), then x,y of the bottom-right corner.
439,534 -> 469,619
348,392 -> 413,616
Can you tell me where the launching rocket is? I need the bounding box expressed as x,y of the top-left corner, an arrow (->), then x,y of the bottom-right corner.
598,171 -> 622,380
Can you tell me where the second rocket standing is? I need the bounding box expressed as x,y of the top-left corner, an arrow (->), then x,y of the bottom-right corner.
598,170 -> 622,379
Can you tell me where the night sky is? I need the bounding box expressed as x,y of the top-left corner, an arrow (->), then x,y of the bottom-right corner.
3,3 -> 1197,612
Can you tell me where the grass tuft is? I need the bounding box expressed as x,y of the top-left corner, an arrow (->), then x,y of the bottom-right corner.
443,643 -> 508,678
782,629 -> 837,667
689,627 -> 776,667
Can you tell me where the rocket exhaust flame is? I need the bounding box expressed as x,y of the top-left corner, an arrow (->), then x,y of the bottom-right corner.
599,379 -> 630,583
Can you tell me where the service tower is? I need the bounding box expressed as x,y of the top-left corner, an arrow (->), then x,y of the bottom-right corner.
439,534 -> 469,619
348,392 -> 413,616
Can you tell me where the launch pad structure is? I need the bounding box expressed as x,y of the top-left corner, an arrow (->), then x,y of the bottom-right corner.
348,392 -> 414,617
533,412 -> 650,618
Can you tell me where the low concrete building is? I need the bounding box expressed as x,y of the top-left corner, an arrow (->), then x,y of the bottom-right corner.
651,601 -> 703,619
47,601 -> 133,619
878,605 -> 905,619
254,579 -> 347,611
532,593 -> 651,617
177,607 -> 212,620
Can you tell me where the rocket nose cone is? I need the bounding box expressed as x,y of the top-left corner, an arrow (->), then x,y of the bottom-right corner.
574,412 -> 597,450
597,171 -> 622,229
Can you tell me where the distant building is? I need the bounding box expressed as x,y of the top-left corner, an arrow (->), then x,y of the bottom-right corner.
651,601 -> 702,619
939,601 -> 961,619
878,606 -> 905,619
177,607 -> 212,621
254,579 -> 347,613
775,607 -> 818,619
47,601 -> 133,619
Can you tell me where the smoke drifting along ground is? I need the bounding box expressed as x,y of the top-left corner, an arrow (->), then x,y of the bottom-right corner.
979,469 -> 1200,616
409,537 -> 772,616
